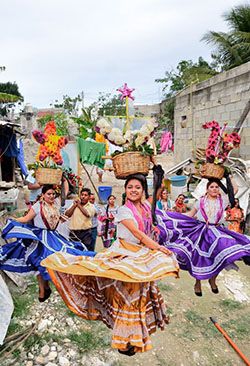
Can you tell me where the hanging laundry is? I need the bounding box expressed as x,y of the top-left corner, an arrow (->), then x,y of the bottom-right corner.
160,131 -> 173,153
77,138 -> 106,168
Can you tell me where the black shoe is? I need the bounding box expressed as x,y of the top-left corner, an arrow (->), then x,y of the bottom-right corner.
194,290 -> 202,297
38,288 -> 52,303
118,345 -> 135,357
209,279 -> 219,294
194,285 -> 202,297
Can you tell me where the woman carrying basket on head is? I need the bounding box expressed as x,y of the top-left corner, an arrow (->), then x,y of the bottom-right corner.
156,178 -> 250,297
0,184 -> 95,303
42,174 -> 179,356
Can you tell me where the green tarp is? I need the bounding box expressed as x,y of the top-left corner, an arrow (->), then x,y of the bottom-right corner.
77,138 -> 106,168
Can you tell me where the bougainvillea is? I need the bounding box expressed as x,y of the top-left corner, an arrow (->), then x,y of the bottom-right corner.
32,121 -> 68,165
203,120 -> 241,164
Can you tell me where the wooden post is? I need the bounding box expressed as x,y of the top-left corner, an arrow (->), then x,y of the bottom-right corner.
233,99 -> 250,133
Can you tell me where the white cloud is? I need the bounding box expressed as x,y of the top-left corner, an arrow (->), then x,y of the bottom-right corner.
0,0 -> 244,107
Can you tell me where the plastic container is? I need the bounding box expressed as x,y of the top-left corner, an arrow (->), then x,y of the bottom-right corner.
98,186 -> 112,204
0,188 -> 19,212
169,175 -> 187,187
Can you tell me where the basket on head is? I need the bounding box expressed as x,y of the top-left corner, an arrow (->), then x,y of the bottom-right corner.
200,163 -> 225,180
112,152 -> 151,179
36,167 -> 62,185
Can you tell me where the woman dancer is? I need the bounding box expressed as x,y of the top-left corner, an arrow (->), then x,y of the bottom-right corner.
0,184 -> 95,302
42,174 -> 179,355
157,179 -> 250,296
226,198 -> 245,234
156,188 -> 172,211
98,195 -> 118,248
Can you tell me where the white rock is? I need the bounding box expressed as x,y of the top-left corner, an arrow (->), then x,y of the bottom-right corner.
41,344 -> 50,356
88,357 -> 106,366
49,315 -> 55,321
81,355 -> 87,365
27,352 -> 34,360
59,356 -> 70,366
51,346 -> 57,351
38,319 -> 49,332
47,351 -> 58,361
35,355 -> 46,365
46,363 -> 58,366
66,318 -> 74,327
26,361 -> 33,366
62,338 -> 71,343
68,349 -> 77,358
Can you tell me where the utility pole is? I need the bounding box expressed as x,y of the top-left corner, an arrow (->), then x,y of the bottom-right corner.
81,91 -> 84,109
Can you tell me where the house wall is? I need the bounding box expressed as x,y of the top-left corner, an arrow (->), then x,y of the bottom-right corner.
173,62 -> 250,163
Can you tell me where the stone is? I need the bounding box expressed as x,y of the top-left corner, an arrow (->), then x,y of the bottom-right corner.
35,355 -> 46,365
45,363 -> 58,366
58,356 -> 70,366
38,319 -> 49,332
47,351 -> 58,361
41,344 -> 50,356
26,361 -> 33,366
27,352 -> 34,360
68,349 -> 77,358
51,346 -> 57,351
66,318 -> 74,327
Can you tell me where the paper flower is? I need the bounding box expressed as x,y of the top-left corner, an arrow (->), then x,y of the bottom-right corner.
32,121 -> 68,165
117,83 -> 135,101
203,120 -> 241,164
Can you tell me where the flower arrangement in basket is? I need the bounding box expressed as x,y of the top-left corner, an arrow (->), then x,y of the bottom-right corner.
32,121 -> 68,184
200,120 -> 241,179
95,83 -> 157,179
96,117 -> 156,178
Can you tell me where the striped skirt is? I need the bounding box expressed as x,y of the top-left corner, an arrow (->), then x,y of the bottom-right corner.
42,239 -> 179,353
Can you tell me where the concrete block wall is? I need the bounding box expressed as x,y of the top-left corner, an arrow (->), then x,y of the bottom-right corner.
173,62 -> 250,162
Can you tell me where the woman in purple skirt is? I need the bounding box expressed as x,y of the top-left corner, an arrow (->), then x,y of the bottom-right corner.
156,179 -> 250,297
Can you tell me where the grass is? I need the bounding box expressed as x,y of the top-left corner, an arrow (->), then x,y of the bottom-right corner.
68,328 -> 110,353
219,299 -> 243,311
178,310 -> 218,340
158,283 -> 173,292
222,315 -> 250,340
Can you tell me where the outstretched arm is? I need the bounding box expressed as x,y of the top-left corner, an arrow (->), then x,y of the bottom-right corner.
121,219 -> 172,256
185,207 -> 197,217
15,208 -> 36,223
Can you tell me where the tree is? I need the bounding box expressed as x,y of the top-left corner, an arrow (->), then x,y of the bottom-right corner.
0,82 -> 23,116
155,57 -> 217,98
155,58 -> 217,134
38,113 -> 69,136
90,92 -> 126,116
202,4 -> 250,70
52,94 -> 82,115
71,108 -> 96,139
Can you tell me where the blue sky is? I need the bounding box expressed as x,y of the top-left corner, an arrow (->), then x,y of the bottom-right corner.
0,0 -> 245,108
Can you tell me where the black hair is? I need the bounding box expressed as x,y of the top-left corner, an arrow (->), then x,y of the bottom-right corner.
42,184 -> 54,194
80,187 -> 91,196
124,174 -> 149,199
206,179 -> 220,190
108,194 -> 116,201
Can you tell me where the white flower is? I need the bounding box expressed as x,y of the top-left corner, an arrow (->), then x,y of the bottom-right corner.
114,135 -> 126,145
97,118 -> 112,134
124,130 -> 133,142
135,135 -> 146,147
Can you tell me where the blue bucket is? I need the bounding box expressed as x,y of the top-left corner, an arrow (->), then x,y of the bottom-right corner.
98,186 -> 112,204
169,175 -> 187,187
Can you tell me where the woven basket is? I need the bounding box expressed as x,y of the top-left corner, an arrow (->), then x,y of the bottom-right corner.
36,168 -> 62,185
112,152 -> 151,179
200,163 -> 225,180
